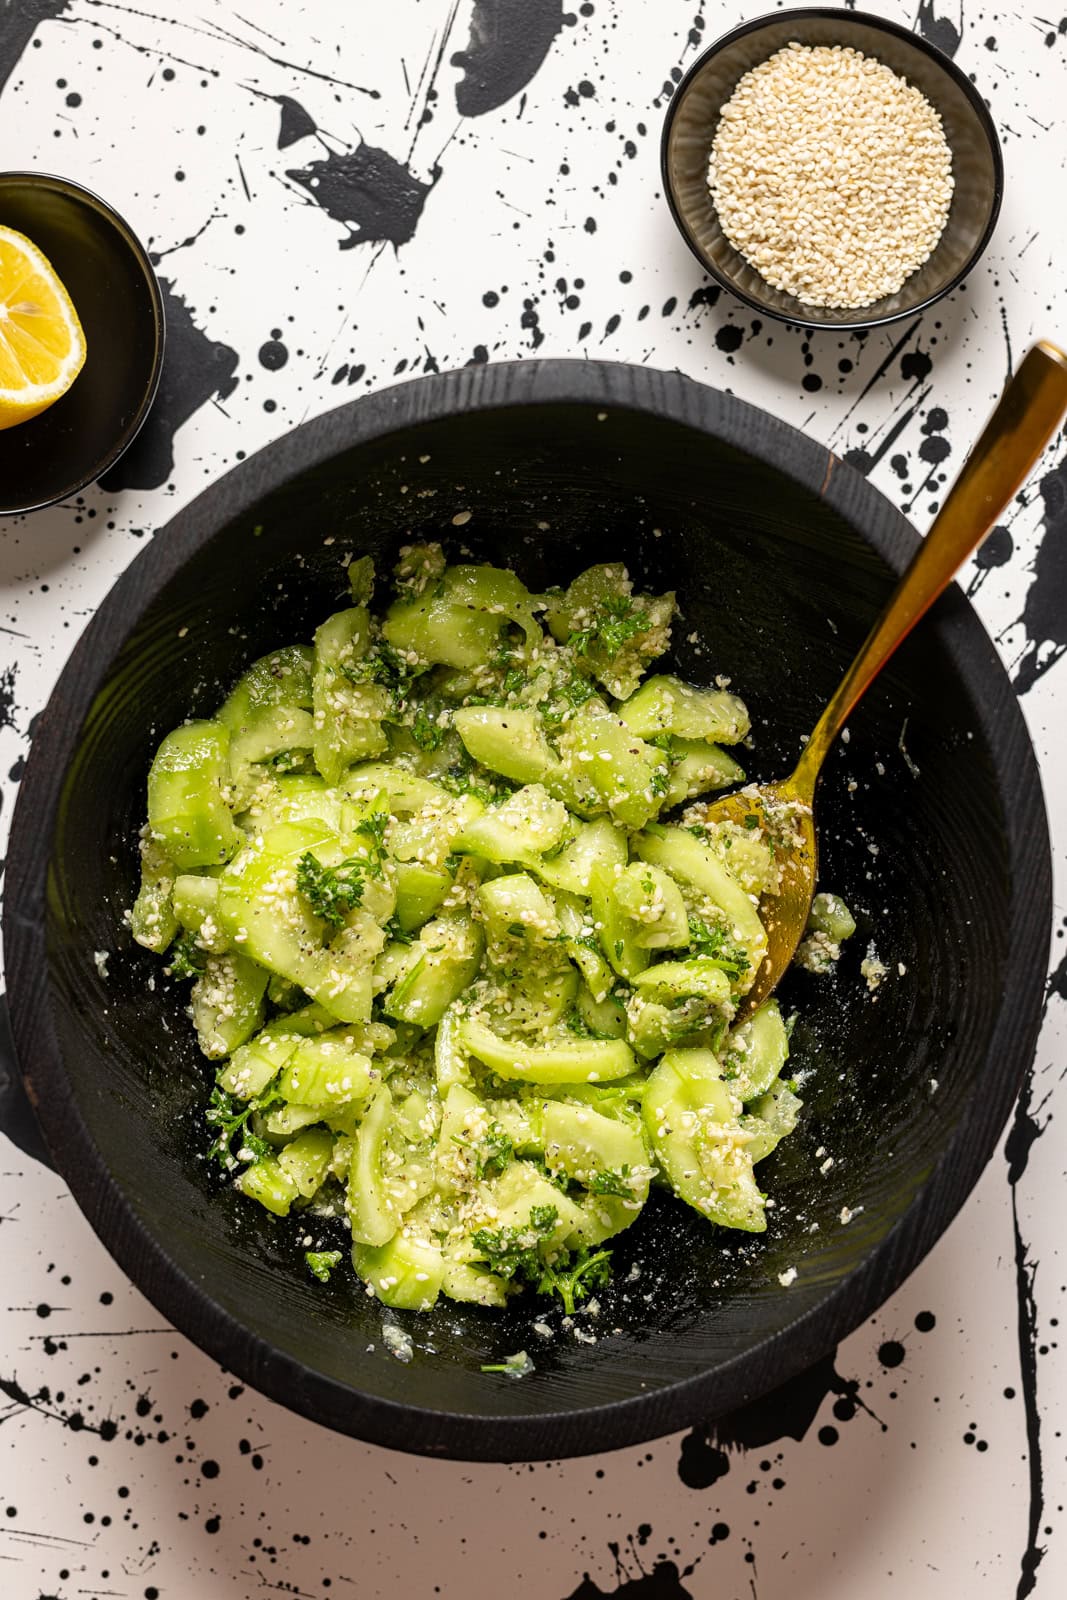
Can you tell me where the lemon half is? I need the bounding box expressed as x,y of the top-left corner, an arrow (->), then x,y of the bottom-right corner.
0,224 -> 87,431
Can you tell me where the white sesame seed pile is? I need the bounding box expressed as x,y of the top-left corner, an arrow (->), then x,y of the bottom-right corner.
707,42 -> 955,310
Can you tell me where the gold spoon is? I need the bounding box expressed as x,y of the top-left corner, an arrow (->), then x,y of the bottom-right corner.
705,340 -> 1067,1018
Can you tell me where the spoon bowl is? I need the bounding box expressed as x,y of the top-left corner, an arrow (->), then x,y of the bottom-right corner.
708,340 -> 1067,1017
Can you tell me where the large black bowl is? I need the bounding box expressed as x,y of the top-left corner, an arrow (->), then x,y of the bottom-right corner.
2,361 -> 1050,1461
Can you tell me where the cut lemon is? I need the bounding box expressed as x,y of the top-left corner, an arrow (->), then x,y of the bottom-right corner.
0,225 -> 87,431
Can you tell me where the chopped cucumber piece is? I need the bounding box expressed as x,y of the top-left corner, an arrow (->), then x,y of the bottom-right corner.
129,836 -> 179,953
634,824 -> 766,972
612,861 -> 689,950
643,1048 -> 765,1232
557,701 -> 668,830
807,892 -> 857,944
384,915 -> 484,1028
455,783 -> 569,864
312,607 -> 390,782
191,953 -> 269,1060
459,1014 -> 636,1084
353,1234 -> 444,1311
147,720 -> 240,871
617,675 -> 750,745
723,1000 -> 789,1102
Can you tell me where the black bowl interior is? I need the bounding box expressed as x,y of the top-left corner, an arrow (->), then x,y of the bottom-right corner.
0,172 -> 164,514
5,366 -> 1046,1460
662,8 -> 1003,329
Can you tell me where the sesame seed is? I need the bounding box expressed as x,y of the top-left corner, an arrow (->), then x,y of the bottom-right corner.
707,43 -> 954,309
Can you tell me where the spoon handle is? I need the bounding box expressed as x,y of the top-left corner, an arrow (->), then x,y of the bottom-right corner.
793,340 -> 1067,793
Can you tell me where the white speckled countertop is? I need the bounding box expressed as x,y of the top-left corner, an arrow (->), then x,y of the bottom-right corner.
1,3 -> 1065,1596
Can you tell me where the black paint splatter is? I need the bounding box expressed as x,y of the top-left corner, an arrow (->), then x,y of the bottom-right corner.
0,0 -> 69,97
1004,1052 -> 1051,1597
453,0 -> 564,118
914,0 -> 963,58
287,145 -> 438,249
275,94 -> 317,149
1047,944 -> 1067,1010
258,337 -> 288,371
901,348 -> 933,383
1013,449 -> 1067,693
678,1347 -> 888,1489
967,524 -> 1014,596
0,1372 -> 110,1434
99,279 -> 238,492
677,1429 -> 729,1489
564,1561 -> 694,1599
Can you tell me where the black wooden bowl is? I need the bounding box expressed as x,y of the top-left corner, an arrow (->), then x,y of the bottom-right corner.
661,9 -> 1003,330
2,362 -> 1049,1461
0,172 -> 164,514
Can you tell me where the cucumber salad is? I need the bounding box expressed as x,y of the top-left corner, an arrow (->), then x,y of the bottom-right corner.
129,548 -> 855,1316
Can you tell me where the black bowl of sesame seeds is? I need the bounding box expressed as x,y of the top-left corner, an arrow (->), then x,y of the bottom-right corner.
661,8 -> 1003,330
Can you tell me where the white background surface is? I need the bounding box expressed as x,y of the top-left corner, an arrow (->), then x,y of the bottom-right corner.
1,3 -> 1065,1596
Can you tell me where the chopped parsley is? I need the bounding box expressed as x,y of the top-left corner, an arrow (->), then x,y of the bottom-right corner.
539,1245 -> 613,1315
500,666 -> 526,699
471,1204 -> 558,1283
568,595 -> 650,661
687,915 -> 750,977
539,665 -> 598,731
305,1249 -> 343,1283
481,1350 -> 534,1378
205,1084 -> 280,1168
471,1206 -> 613,1311
166,932 -> 207,980
355,809 -> 389,876
343,639 -> 429,712
411,702 -> 446,751
269,748 -> 310,773
587,1166 -> 634,1198
476,1122 -> 514,1180
297,850 -> 367,927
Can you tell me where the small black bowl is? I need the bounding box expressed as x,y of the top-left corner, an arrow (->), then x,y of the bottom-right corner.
661,8 -> 1004,330
0,172 -> 165,515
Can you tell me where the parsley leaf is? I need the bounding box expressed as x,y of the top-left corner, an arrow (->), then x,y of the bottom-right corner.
471,1205 -> 558,1283
687,915 -> 750,977
166,932 -> 207,980
537,1245 -> 613,1315
568,596 -> 650,661
297,851 -> 366,927
342,640 -> 429,712
471,1207 -> 613,1312
355,809 -> 389,877
476,1122 -> 514,1180
411,702 -> 446,751
205,1084 -> 281,1169
586,1166 -> 633,1198
539,666 -> 597,731
305,1249 -> 343,1283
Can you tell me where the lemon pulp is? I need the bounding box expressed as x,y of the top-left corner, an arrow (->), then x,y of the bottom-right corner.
0,225 -> 87,430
